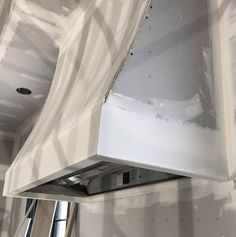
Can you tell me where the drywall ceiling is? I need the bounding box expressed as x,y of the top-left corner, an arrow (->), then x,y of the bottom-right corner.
0,0 -> 12,34
0,0 -> 60,133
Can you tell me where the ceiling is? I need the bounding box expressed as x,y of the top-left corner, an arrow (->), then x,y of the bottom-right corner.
0,0 -> 61,133
0,0 -> 82,134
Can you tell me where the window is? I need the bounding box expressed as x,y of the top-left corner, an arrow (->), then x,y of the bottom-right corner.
25,199 -> 37,237
51,202 -> 69,237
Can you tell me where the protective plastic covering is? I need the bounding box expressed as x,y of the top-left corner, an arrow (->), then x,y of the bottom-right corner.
4,0 -> 150,195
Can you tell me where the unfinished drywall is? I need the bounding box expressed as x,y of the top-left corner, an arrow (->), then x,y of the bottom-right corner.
3,0 -> 236,201
0,123 -> 32,237
218,0 -> 236,177
0,138 -> 13,167
0,134 -> 13,180
78,178 -> 236,237
4,0 -> 150,197
0,136 -> 14,237
97,0 -> 228,180
0,0 -> 12,35
0,181 -> 14,237
8,123 -> 35,237
0,0 -> 60,132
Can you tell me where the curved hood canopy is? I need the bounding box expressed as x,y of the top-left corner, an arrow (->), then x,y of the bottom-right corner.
3,0 -> 236,201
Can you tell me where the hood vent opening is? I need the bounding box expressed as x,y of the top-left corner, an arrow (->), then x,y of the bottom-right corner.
16,88 -> 32,95
25,162 -> 183,198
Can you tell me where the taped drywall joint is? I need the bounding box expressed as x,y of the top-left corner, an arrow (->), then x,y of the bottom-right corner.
233,178 -> 236,189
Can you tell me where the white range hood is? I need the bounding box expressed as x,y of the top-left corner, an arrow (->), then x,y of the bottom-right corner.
3,0 -> 236,201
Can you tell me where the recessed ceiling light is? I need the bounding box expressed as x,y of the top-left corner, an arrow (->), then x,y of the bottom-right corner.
16,88 -> 32,95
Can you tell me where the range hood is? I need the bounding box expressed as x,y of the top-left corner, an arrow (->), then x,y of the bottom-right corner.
4,0 -> 236,201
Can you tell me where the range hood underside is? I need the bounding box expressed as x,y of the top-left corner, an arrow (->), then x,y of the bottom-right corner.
23,161 -> 181,198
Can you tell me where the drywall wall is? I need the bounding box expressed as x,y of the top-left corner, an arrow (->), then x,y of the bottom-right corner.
0,181 -> 14,237
6,121 -> 35,237
78,178 -> 236,237
0,0 -> 12,35
98,0 -> 228,181
0,136 -> 14,237
0,125 -> 31,237
218,0 -> 236,177
0,138 -> 13,167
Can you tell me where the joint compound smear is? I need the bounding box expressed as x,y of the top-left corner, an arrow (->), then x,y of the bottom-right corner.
0,99 -> 25,109
149,94 -> 203,122
108,92 -> 203,123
